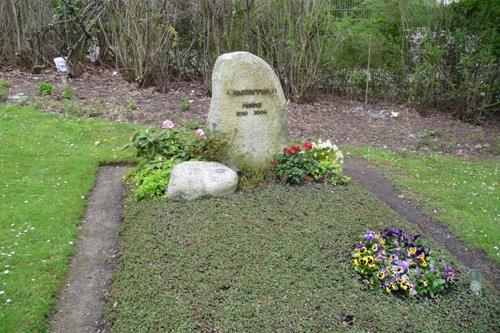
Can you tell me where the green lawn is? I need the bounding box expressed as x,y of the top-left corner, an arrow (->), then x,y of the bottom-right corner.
106,184 -> 499,332
0,105 -> 137,332
346,147 -> 500,262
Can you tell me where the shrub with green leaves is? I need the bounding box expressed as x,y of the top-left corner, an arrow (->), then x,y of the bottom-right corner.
273,139 -> 349,185
123,120 -> 227,200
39,82 -> 54,96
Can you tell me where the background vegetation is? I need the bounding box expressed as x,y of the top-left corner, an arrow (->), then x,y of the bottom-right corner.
1,0 -> 498,121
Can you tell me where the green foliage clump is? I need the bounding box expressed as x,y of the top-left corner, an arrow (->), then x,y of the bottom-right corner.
39,82 -> 54,96
0,79 -> 9,101
61,85 -> 74,100
180,97 -> 190,111
126,158 -> 174,201
237,162 -> 267,190
273,139 -> 349,185
122,120 -> 227,200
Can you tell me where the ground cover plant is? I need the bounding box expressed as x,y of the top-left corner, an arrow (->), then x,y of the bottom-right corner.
0,105 -> 137,332
106,184 -> 499,332
347,147 -> 500,262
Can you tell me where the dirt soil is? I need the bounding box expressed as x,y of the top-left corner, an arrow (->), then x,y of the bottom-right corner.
1,67 -> 498,157
49,166 -> 129,333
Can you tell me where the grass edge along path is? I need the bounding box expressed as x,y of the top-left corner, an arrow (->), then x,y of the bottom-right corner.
106,184 -> 499,332
345,147 -> 500,263
0,105 -> 138,332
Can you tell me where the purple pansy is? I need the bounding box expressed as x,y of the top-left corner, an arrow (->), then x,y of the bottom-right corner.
364,230 -> 376,241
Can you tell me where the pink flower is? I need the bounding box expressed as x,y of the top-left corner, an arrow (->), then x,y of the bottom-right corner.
195,128 -> 205,137
162,119 -> 175,129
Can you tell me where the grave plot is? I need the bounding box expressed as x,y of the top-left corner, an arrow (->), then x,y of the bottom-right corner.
105,185 -> 499,332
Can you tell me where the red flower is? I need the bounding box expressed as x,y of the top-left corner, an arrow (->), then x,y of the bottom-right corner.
284,145 -> 301,155
303,142 -> 313,150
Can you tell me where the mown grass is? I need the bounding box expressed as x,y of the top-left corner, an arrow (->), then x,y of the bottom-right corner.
107,184 -> 499,332
346,147 -> 500,262
0,105 -> 137,332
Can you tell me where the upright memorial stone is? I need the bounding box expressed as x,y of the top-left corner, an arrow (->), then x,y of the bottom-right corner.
208,51 -> 288,168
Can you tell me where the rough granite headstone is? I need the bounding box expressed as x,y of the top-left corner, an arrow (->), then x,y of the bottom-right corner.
208,51 -> 288,167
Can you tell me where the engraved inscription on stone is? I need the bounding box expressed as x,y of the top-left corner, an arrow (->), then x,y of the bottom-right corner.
242,102 -> 262,108
227,88 -> 277,96
208,51 -> 288,167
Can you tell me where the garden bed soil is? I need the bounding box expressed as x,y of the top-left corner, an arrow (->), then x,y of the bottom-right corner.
1,67 -> 498,158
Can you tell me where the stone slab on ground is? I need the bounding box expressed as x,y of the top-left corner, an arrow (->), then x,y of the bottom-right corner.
208,51 -> 288,167
168,161 -> 238,201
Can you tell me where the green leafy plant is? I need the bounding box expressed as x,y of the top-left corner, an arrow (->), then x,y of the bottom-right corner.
0,79 -> 9,101
122,120 -> 228,200
237,162 -> 267,190
352,228 -> 456,297
61,85 -> 74,100
180,97 -> 190,111
39,82 -> 54,96
272,139 -> 349,185
123,120 -> 226,162
126,158 -> 175,201
123,128 -> 188,161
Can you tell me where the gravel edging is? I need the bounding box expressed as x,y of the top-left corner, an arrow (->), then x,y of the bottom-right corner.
344,158 -> 499,288
49,166 -> 130,333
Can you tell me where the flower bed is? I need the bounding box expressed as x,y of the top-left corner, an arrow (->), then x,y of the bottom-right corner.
352,227 -> 456,297
272,139 -> 350,185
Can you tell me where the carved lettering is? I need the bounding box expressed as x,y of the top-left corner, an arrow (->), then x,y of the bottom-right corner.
227,88 -> 277,96
236,111 -> 248,117
253,110 -> 267,115
242,102 -> 263,108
